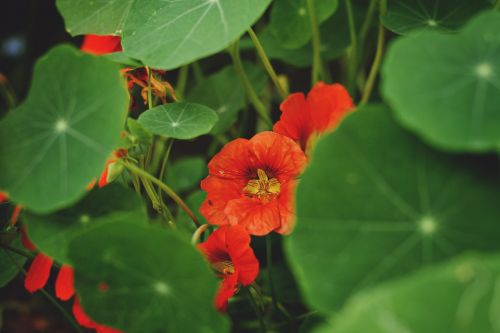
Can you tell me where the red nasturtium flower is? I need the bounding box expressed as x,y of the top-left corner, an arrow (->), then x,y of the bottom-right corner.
0,192 -> 7,202
80,35 -> 122,55
200,131 -> 307,235
97,148 -> 127,188
197,225 -> 259,311
274,82 -> 354,152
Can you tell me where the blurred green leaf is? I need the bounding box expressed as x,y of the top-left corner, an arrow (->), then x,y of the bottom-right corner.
0,236 -> 27,287
382,10 -> 500,152
0,45 -> 129,213
138,102 -> 218,140
286,104 -> 500,314
315,253 -> 500,333
176,190 -> 208,230
121,0 -> 272,69
69,222 -> 228,333
269,0 -> 338,49
23,184 -> 147,264
165,156 -> 207,193
381,0 -> 491,35
126,118 -> 153,145
187,63 -> 266,135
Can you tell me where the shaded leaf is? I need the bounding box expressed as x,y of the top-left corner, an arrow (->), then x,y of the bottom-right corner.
165,156 -> 207,193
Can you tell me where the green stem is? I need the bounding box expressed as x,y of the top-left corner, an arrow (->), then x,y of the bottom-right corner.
192,61 -> 204,83
157,139 -> 174,200
0,241 -> 33,259
176,66 -> 189,99
307,0 -> 324,84
245,288 -> 267,333
120,160 -> 200,227
147,66 -> 153,110
265,235 -> 278,311
247,28 -> 288,99
345,0 -> 358,91
228,42 -> 272,127
360,0 -> 387,105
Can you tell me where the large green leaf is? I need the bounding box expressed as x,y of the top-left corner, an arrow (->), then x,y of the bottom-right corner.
187,63 -> 266,135
382,11 -> 500,152
121,0 -> 271,69
138,102 -> 218,140
165,156 -> 207,193
69,222 -> 228,333
56,0 -> 134,35
286,104 -> 500,314
316,253 -> 500,333
23,184 -> 147,264
381,0 -> 491,35
0,235 -> 27,287
0,45 -> 129,213
176,190 -> 208,230
269,0 -> 338,49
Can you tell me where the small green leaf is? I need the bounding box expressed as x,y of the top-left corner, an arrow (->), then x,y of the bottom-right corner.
382,10 -> 500,152
286,104 -> 500,314
269,0 -> 338,49
176,190 -> 208,231
187,63 -> 266,135
24,184 -> 147,264
69,222 -> 228,333
121,0 -> 272,69
126,118 -> 153,145
165,156 -> 207,193
381,0 -> 491,35
316,253 -> 500,333
0,45 -> 129,213
138,102 -> 218,140
0,236 -> 27,287
56,0 -> 134,35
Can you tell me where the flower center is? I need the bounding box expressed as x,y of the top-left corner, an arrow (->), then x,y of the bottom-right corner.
243,169 -> 281,199
212,260 -> 235,275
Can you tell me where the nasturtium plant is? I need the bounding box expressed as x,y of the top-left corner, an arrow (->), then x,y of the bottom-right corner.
69,222 -> 228,333
0,236 -> 27,287
382,10 -> 500,152
286,105 -> 500,313
315,253 -> 500,333
0,45 -> 128,213
138,102 -> 218,140
165,156 -> 207,193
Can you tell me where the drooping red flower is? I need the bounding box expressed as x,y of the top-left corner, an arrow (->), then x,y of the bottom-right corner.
24,253 -> 54,293
197,225 -> 259,311
274,82 -> 354,152
55,264 -> 75,301
81,35 -> 122,55
200,131 -> 307,235
73,298 -> 122,333
97,149 -> 127,188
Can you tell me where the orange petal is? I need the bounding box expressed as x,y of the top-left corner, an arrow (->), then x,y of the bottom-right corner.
55,265 -> 75,301
24,253 -> 53,293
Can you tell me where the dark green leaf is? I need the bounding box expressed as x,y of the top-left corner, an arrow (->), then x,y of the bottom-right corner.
0,236 -> 27,287
138,102 -> 218,140
69,222 -> 228,333
165,156 -> 207,193
382,11 -> 500,152
0,45 -> 129,213
126,118 -> 153,145
286,104 -> 500,313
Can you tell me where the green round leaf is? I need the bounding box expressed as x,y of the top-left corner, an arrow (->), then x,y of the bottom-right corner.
0,236 -> 27,287
24,184 -> 147,264
381,0 -> 491,35
0,45 -> 129,213
316,253 -> 500,333
121,0 -> 271,69
176,190 -> 208,231
382,11 -> 500,152
165,156 -> 207,193
69,222 -> 228,333
56,0 -> 134,35
286,104 -> 500,314
187,63 -> 266,134
138,102 -> 218,140
269,0 -> 338,49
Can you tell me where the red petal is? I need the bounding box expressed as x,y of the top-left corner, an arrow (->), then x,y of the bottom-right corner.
55,265 -> 75,301
207,138 -> 252,180
225,197 -> 281,236
72,297 -> 97,329
215,273 -> 238,312
0,192 -> 8,202
81,35 -> 122,55
274,181 -> 297,235
200,176 -> 245,227
225,226 -> 259,286
274,93 -> 312,150
24,253 -> 53,293
98,162 -> 110,188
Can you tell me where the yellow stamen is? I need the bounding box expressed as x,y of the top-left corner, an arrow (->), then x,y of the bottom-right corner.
243,169 -> 281,199
212,260 -> 235,275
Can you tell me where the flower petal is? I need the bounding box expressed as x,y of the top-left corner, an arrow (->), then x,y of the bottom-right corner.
274,93 -> 312,150
200,176 -> 245,226
55,265 -> 75,301
207,138 -> 252,179
225,226 -> 259,286
225,197 -> 281,236
215,273 -> 239,312
24,253 -> 53,293
81,35 -> 122,55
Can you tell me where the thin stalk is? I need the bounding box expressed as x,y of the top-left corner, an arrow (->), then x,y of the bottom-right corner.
120,160 -> 200,227
358,0 -> 378,45
266,235 -> 278,311
247,28 -> 287,99
228,42 -> 272,127
147,66 -> 153,110
157,139 -> 174,200
245,288 -> 267,333
140,172 -> 175,226
307,0 -> 324,84
360,0 -> 387,105
0,242 -> 33,259
345,0 -> 358,91
192,61 -> 204,83
176,65 -> 189,99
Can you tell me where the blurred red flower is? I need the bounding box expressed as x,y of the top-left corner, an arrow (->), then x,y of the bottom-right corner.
200,131 -> 306,235
274,82 -> 354,152
197,225 -> 259,311
81,35 -> 122,55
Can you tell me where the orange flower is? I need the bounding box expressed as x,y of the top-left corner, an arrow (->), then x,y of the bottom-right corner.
197,226 -> 259,311
97,149 -> 127,188
200,132 -> 306,235
81,35 -> 122,55
274,82 -> 354,152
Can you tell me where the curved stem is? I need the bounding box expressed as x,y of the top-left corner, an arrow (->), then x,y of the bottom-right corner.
176,66 -> 189,99
345,0 -> 358,92
360,0 -> 387,105
120,160 -> 200,227
157,139 -> 174,200
247,28 -> 288,99
245,287 -> 267,333
146,66 -> 153,110
307,0 -> 324,84
228,41 -> 272,127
